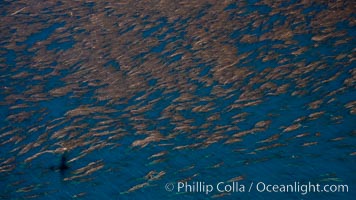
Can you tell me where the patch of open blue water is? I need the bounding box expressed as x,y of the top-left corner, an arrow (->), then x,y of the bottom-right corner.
245,4 -> 271,15
143,22 -> 166,38
224,3 -> 237,11
47,39 -> 75,52
24,23 -> 65,47
39,94 -> 76,119
4,49 -> 16,67
151,41 -> 167,53
302,2 -> 328,14
104,60 -> 120,70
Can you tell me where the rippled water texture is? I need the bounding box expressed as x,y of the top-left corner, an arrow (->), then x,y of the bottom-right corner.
0,0 -> 355,199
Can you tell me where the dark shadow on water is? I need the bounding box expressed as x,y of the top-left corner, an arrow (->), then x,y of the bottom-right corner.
50,152 -> 70,181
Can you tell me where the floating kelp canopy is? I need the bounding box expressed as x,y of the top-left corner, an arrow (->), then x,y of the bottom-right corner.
0,0 -> 355,199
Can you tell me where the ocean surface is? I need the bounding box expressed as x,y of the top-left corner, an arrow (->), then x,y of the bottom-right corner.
0,0 -> 355,199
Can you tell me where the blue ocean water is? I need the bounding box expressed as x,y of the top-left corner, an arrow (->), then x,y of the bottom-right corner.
1,1 -> 355,200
